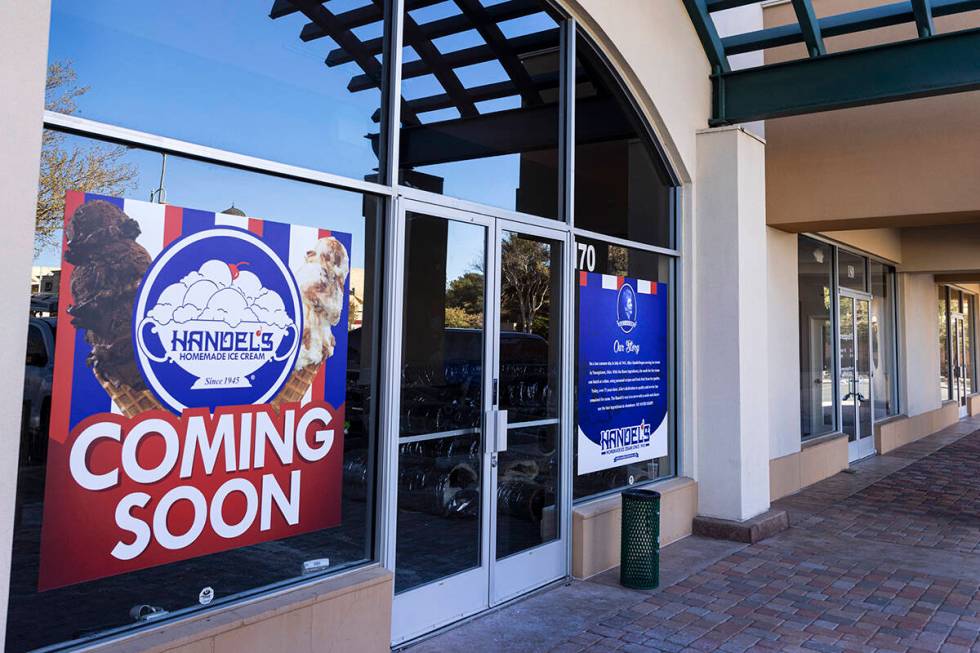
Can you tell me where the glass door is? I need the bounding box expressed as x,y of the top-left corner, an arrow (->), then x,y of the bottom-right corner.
391,206 -> 494,644
839,293 -> 875,461
490,221 -> 566,605
390,201 -> 568,645
951,312 -> 970,412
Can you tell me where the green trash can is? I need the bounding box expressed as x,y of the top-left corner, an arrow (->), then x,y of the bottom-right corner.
620,488 -> 661,590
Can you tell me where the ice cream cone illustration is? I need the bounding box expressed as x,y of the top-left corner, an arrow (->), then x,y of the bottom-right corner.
65,200 -> 160,416
271,236 -> 349,408
94,369 -> 165,418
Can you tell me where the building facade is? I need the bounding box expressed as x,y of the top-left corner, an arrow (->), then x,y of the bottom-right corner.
0,0 -> 977,651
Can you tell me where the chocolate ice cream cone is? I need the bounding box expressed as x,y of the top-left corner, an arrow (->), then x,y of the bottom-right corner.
271,363 -> 321,408
94,369 -> 165,418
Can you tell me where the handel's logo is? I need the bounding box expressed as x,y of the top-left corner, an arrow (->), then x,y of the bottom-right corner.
616,282 -> 638,334
134,228 -> 302,413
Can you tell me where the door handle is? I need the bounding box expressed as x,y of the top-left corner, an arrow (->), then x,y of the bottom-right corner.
484,408 -> 509,454
496,409 -> 508,453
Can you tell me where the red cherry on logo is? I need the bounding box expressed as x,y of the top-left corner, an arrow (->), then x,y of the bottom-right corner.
227,261 -> 249,280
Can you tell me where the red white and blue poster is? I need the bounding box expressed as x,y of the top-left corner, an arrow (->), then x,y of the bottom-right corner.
38,192 -> 351,590
577,272 -> 668,475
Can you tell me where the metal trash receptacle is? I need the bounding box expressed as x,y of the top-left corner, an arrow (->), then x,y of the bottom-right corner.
620,488 -> 661,590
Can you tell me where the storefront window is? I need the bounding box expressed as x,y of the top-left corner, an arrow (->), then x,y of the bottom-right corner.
573,239 -> 673,501
798,237 -> 836,438
939,285 -> 976,406
869,262 -> 898,418
574,33 -> 674,248
10,135 -> 383,652
397,1 -> 563,218
50,0 -> 389,181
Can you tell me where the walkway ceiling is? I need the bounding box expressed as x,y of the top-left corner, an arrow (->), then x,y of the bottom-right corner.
682,0 -> 980,125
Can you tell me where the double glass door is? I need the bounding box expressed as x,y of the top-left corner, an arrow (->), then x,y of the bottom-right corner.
390,200 -> 568,645
839,292 -> 874,461
950,313 -> 971,410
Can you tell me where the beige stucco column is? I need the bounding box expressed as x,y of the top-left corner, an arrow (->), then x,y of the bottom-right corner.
694,126 -> 771,522
0,1 -> 51,646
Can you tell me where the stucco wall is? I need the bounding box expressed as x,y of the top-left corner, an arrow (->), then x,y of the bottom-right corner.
767,228 -> 802,459
0,3 -> 51,649
696,127 -> 771,521
901,273 -> 942,417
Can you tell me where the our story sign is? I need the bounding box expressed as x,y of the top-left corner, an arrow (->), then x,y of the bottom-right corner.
576,271 -> 669,475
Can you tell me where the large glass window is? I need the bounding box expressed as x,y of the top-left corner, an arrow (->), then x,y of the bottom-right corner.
939,285 -> 976,406
10,135 -> 383,652
798,237 -> 836,438
869,261 -> 898,418
50,0 -> 389,181
397,1 -> 563,218
573,32 -> 674,249
573,239 -> 673,501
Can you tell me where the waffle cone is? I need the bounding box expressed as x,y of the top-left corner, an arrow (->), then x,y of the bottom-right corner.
271,363 -> 322,408
94,369 -> 165,418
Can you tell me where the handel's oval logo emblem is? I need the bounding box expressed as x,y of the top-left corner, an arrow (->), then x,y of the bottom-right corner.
133,228 -> 302,413
616,282 -> 638,334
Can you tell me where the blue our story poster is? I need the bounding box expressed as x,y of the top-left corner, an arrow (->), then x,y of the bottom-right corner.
577,272 -> 668,475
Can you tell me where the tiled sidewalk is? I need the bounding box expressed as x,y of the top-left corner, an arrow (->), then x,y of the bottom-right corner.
410,417 -> 980,653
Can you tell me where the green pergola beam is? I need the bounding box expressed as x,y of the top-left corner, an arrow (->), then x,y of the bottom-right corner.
911,0 -> 935,36
722,0 -> 980,55
790,0 -> 826,56
711,27 -> 980,125
681,0 -> 731,73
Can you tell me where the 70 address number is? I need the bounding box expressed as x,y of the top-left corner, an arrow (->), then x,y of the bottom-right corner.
577,243 -> 595,272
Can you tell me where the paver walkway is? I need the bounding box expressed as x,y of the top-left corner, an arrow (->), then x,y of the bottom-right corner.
409,416 -> 980,653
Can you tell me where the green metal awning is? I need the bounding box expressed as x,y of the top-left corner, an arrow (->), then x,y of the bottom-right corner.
682,0 -> 980,125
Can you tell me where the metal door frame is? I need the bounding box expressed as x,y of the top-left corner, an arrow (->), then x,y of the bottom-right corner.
951,312 -> 967,410
489,216 -> 571,606
385,196 -> 572,645
838,289 -> 875,462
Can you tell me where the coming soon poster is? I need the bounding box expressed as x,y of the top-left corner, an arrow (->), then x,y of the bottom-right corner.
577,272 -> 669,475
38,192 -> 351,590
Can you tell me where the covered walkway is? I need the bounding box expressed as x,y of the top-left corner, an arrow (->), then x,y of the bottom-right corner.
409,417 -> 980,653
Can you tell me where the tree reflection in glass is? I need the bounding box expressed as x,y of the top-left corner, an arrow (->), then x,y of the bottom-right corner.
495,231 -> 561,559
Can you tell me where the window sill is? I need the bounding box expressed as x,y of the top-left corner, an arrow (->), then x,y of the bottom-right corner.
73,565 -> 390,653
801,431 -> 847,450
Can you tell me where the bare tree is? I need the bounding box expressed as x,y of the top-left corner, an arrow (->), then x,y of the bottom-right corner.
36,61 -> 137,257
501,236 -> 551,333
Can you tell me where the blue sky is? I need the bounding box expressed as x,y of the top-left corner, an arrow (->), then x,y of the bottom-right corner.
42,0 -> 558,280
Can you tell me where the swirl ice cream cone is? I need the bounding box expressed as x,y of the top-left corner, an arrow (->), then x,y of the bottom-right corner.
65,200 -> 161,416
271,236 -> 349,409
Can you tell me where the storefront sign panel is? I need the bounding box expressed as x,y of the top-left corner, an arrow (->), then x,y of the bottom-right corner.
38,192 -> 351,590
577,272 -> 668,475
